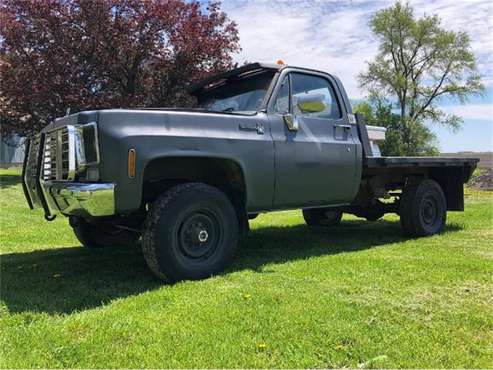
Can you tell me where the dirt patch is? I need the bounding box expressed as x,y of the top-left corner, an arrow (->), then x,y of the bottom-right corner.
469,168 -> 493,191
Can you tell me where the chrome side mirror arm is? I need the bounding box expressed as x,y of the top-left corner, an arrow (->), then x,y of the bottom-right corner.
283,113 -> 299,131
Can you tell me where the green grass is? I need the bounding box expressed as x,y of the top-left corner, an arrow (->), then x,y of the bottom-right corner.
1,168 -> 492,368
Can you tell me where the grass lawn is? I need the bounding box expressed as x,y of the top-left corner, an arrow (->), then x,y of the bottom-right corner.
1,168 -> 492,368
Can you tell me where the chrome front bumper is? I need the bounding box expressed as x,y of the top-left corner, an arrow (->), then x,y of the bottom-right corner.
25,180 -> 116,219
46,182 -> 115,217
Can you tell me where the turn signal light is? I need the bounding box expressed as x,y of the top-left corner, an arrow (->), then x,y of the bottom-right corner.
128,148 -> 136,179
276,59 -> 285,65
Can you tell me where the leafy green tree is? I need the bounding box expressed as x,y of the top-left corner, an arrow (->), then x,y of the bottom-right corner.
358,2 -> 483,156
354,97 -> 439,156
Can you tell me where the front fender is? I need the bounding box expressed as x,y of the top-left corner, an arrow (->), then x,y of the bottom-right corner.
115,138 -> 272,213
96,110 -> 275,214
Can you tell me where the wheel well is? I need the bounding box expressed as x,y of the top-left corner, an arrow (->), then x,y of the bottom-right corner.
142,156 -> 248,226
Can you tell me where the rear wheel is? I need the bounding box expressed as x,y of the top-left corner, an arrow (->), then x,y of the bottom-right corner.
303,208 -> 342,227
70,216 -> 140,248
400,179 -> 447,237
142,183 -> 239,282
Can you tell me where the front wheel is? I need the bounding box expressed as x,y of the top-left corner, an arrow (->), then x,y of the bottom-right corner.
400,179 -> 447,237
302,208 -> 342,227
142,183 -> 239,282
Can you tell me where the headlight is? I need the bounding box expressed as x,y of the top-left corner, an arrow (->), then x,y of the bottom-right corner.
75,122 -> 100,169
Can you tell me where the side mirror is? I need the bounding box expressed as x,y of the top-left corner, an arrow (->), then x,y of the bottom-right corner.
296,93 -> 326,113
283,113 -> 299,131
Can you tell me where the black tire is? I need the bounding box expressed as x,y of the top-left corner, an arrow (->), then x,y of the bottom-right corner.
142,183 -> 239,282
70,216 -> 140,248
399,179 -> 447,237
302,208 -> 342,227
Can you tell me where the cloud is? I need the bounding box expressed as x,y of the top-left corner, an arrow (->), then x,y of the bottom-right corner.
446,104 -> 493,122
223,0 -> 493,98
409,0 -> 493,84
222,0 -> 378,98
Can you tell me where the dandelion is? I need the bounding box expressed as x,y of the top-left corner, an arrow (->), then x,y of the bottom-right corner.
243,293 -> 252,300
256,342 -> 267,351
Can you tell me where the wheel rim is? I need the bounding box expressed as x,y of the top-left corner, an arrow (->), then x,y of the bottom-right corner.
421,195 -> 438,226
177,211 -> 221,260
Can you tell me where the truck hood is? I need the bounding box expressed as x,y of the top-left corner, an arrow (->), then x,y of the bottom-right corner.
42,108 -> 257,132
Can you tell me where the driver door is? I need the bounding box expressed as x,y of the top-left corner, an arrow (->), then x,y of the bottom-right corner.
269,72 -> 359,209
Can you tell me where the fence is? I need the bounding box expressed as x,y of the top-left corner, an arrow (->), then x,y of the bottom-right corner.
0,134 -> 25,166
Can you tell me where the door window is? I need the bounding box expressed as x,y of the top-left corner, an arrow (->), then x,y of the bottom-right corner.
290,73 -> 341,119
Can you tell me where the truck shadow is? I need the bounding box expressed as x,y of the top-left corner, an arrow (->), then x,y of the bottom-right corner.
1,220 -> 461,315
236,220 -> 461,272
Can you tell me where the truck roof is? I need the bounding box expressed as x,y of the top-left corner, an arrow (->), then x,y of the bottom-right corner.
188,62 -> 344,97
188,62 -> 283,95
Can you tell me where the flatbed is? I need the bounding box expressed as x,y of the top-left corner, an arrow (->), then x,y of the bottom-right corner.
365,156 -> 479,169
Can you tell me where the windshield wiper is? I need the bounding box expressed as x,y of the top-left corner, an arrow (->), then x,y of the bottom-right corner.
205,107 -> 236,114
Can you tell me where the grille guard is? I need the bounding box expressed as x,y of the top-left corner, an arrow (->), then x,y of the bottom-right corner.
21,125 -> 111,220
22,132 -> 57,219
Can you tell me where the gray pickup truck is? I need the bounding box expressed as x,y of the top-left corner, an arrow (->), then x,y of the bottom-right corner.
22,62 -> 479,281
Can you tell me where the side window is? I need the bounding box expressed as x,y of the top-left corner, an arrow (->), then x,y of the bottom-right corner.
274,76 -> 290,114
290,73 -> 341,119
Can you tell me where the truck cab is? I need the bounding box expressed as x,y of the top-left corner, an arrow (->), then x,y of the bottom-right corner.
22,62 -> 479,282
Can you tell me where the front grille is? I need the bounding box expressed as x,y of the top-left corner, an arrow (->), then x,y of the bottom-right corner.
43,126 -> 75,181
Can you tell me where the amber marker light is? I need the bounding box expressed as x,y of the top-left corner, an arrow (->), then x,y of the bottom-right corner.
276,59 -> 285,65
128,148 -> 136,178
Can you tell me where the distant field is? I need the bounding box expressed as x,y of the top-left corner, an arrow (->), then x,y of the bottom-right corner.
1,168 -> 492,368
442,152 -> 493,169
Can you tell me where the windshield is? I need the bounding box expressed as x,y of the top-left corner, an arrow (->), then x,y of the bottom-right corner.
197,71 -> 275,114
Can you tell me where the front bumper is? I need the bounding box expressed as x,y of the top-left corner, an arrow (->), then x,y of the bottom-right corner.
47,182 -> 115,217
25,179 -> 116,219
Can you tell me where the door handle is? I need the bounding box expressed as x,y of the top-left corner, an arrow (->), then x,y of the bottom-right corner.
239,122 -> 264,135
334,124 -> 352,129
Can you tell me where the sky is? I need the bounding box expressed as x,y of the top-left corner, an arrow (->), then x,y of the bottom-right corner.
221,0 -> 493,153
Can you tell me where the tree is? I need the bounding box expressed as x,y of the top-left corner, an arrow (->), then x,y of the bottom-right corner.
0,0 -> 240,138
354,97 -> 439,156
358,2 -> 483,156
